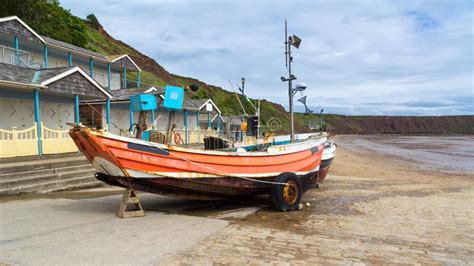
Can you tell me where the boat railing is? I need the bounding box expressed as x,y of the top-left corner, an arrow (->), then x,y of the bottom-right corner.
182,128 -> 218,144
143,128 -> 265,148
144,128 -> 219,145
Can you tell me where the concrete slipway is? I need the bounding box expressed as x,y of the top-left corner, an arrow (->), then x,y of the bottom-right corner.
0,191 -> 230,265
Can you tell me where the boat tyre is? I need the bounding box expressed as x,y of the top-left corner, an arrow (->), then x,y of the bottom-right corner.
270,172 -> 302,211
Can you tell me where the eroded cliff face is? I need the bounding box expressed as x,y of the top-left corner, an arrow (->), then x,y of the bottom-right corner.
323,115 -> 474,135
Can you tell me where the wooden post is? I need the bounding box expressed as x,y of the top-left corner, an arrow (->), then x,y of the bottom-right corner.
207,112 -> 211,129
107,63 -> 111,90
123,66 -> 127,89
117,189 -> 145,218
165,111 -> 175,145
74,95 -> 79,124
43,45 -> 48,68
129,102 -> 134,133
196,111 -> 200,144
150,109 -> 155,129
184,109 -> 188,144
89,57 -> 94,78
34,89 -> 42,155
68,52 -> 72,66
137,70 -> 141,87
14,35 -> 19,65
106,98 -> 111,131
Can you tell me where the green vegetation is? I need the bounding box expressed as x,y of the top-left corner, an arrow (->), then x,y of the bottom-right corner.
0,0 -> 88,47
295,113 -> 474,135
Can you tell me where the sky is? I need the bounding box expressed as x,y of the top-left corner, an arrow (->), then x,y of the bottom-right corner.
61,0 -> 473,115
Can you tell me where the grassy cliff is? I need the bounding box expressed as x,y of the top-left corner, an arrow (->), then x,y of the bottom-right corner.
295,113 -> 474,135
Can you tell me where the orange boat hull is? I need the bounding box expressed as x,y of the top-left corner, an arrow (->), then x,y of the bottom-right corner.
70,127 -> 325,199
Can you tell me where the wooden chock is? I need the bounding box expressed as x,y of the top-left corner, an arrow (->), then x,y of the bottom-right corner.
117,188 -> 145,218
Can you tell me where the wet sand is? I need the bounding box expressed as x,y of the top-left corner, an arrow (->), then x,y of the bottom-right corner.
1,135 -> 473,264
335,135 -> 474,174
163,135 -> 474,264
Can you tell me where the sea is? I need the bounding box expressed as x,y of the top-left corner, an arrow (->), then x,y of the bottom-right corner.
335,135 -> 474,175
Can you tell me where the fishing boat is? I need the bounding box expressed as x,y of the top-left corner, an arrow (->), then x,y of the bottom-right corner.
70,126 -> 325,211
316,141 -> 336,185
70,20 -> 328,211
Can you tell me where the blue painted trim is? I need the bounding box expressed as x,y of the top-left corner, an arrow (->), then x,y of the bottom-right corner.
129,102 -> 134,131
43,45 -> 48,68
184,109 -> 188,144
217,115 -> 221,133
106,98 -> 111,130
14,36 -> 19,65
74,95 -> 79,124
68,52 -> 72,66
272,140 -> 291,146
137,71 -> 141,87
207,112 -> 211,129
196,111 -> 200,126
89,58 -> 94,78
31,71 -> 40,84
34,89 -> 42,155
123,67 -> 127,89
107,63 -> 111,90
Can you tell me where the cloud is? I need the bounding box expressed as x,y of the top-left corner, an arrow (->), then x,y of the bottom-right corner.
61,0 -> 473,115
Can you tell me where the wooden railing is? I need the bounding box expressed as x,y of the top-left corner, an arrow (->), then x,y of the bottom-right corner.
173,128 -> 217,144
144,128 -> 218,145
41,123 -> 77,154
0,124 -> 38,158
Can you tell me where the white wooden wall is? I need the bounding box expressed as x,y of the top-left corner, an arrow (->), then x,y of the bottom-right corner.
40,101 -> 75,129
0,97 -> 74,130
0,97 -> 35,129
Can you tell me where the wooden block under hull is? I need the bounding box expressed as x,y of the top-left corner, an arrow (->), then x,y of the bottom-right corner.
117,188 -> 145,218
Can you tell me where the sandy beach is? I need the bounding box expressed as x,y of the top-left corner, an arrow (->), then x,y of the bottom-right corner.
1,135 -> 473,264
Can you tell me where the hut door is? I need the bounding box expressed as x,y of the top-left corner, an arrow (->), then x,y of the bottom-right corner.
58,104 -> 74,129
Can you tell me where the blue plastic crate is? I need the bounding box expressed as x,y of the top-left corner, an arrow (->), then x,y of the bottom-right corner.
130,94 -> 157,112
163,85 -> 184,111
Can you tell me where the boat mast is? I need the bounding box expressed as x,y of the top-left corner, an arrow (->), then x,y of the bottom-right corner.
287,21 -> 295,142
282,20 -> 296,142
257,99 -> 261,139
281,20 -> 302,142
